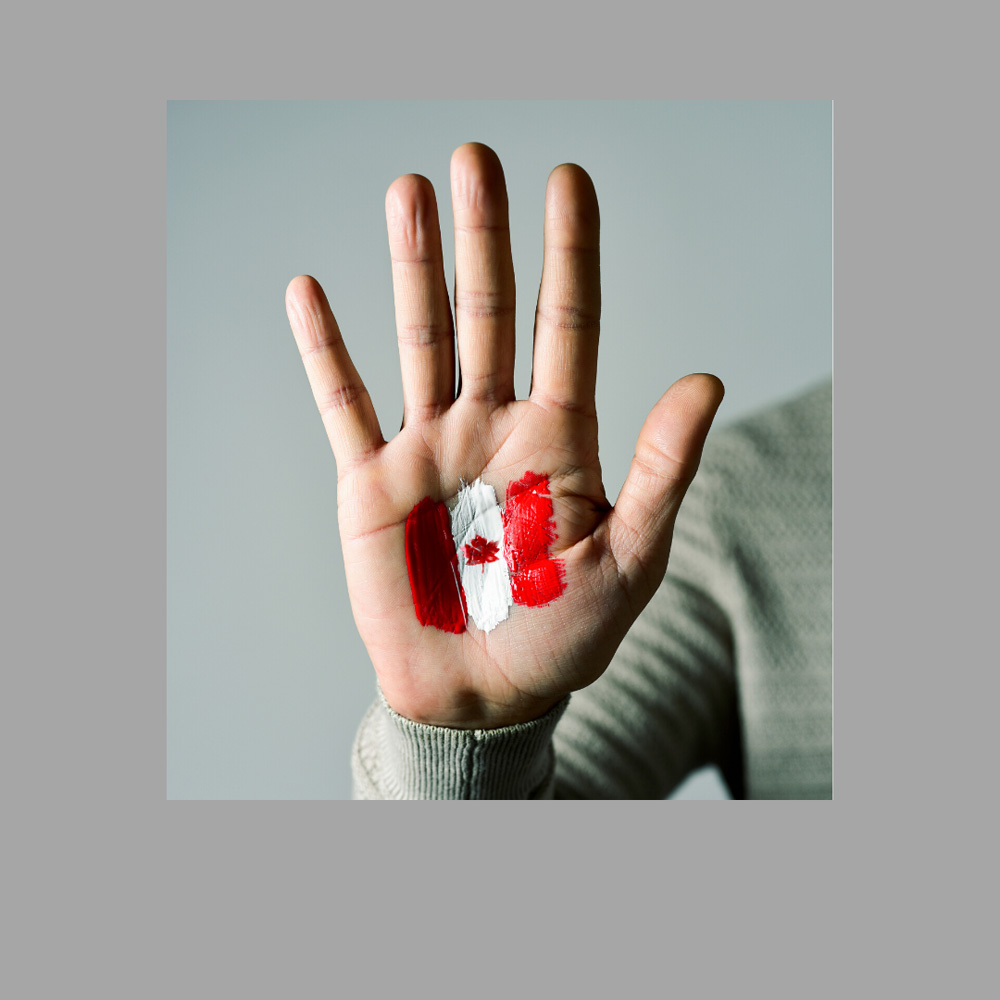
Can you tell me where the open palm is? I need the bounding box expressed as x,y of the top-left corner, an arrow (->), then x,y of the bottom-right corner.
286,143 -> 723,729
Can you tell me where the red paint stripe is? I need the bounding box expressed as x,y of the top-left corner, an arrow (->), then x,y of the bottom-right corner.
405,497 -> 467,633
503,472 -> 566,607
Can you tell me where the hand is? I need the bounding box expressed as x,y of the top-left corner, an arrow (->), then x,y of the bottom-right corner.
286,142 -> 724,729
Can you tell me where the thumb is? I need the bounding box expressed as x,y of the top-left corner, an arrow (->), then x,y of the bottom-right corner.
609,373 -> 725,596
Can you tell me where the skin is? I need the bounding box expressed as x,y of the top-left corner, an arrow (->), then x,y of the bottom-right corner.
285,142 -> 725,730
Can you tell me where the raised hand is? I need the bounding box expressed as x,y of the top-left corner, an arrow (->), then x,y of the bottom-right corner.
286,143 -> 724,729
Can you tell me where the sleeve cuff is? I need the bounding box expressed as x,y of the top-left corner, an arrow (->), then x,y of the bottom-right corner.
352,690 -> 571,799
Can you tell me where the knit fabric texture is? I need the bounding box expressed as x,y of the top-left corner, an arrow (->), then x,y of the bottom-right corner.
352,380 -> 832,799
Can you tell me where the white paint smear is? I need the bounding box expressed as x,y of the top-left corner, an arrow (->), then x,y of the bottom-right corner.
450,479 -> 512,633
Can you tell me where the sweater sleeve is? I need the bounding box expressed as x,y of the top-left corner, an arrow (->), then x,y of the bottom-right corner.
351,689 -> 570,799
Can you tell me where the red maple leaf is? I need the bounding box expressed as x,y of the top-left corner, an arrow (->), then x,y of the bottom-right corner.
464,535 -> 499,569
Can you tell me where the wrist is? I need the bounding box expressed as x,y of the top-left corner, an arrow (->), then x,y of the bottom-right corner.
379,682 -> 564,731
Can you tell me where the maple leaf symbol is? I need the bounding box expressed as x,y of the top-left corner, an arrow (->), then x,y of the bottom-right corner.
464,535 -> 499,570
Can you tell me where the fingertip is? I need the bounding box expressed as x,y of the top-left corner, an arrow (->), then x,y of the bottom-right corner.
544,164 -> 599,246
546,163 -> 598,212
286,273 -> 313,299
285,274 -> 323,316
386,173 -> 436,215
285,276 -> 338,351
548,161 -> 595,186
450,142 -> 508,212
451,141 -> 502,171
671,372 -> 726,410
386,175 -> 442,257
644,373 -> 726,466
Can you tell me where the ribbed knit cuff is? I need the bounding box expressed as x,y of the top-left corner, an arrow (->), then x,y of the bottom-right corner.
352,690 -> 570,799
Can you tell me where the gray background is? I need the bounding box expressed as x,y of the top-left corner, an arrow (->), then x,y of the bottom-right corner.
167,100 -> 831,799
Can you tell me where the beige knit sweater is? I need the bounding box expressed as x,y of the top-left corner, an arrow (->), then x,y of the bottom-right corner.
352,380 -> 832,799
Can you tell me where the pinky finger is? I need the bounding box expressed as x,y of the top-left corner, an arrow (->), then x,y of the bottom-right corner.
285,275 -> 384,470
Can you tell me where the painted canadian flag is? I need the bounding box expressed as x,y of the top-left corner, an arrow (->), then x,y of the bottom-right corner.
404,471 -> 565,634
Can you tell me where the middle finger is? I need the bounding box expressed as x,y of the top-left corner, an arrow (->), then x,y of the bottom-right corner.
450,143 -> 516,404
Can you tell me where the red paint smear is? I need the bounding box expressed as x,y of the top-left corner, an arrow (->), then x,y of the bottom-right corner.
503,472 -> 566,607
464,535 -> 499,567
404,497 -> 467,633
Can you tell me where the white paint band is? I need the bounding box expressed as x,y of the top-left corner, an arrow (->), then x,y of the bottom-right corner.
449,479 -> 512,633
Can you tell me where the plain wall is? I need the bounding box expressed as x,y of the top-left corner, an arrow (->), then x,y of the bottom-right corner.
167,100 -> 831,799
